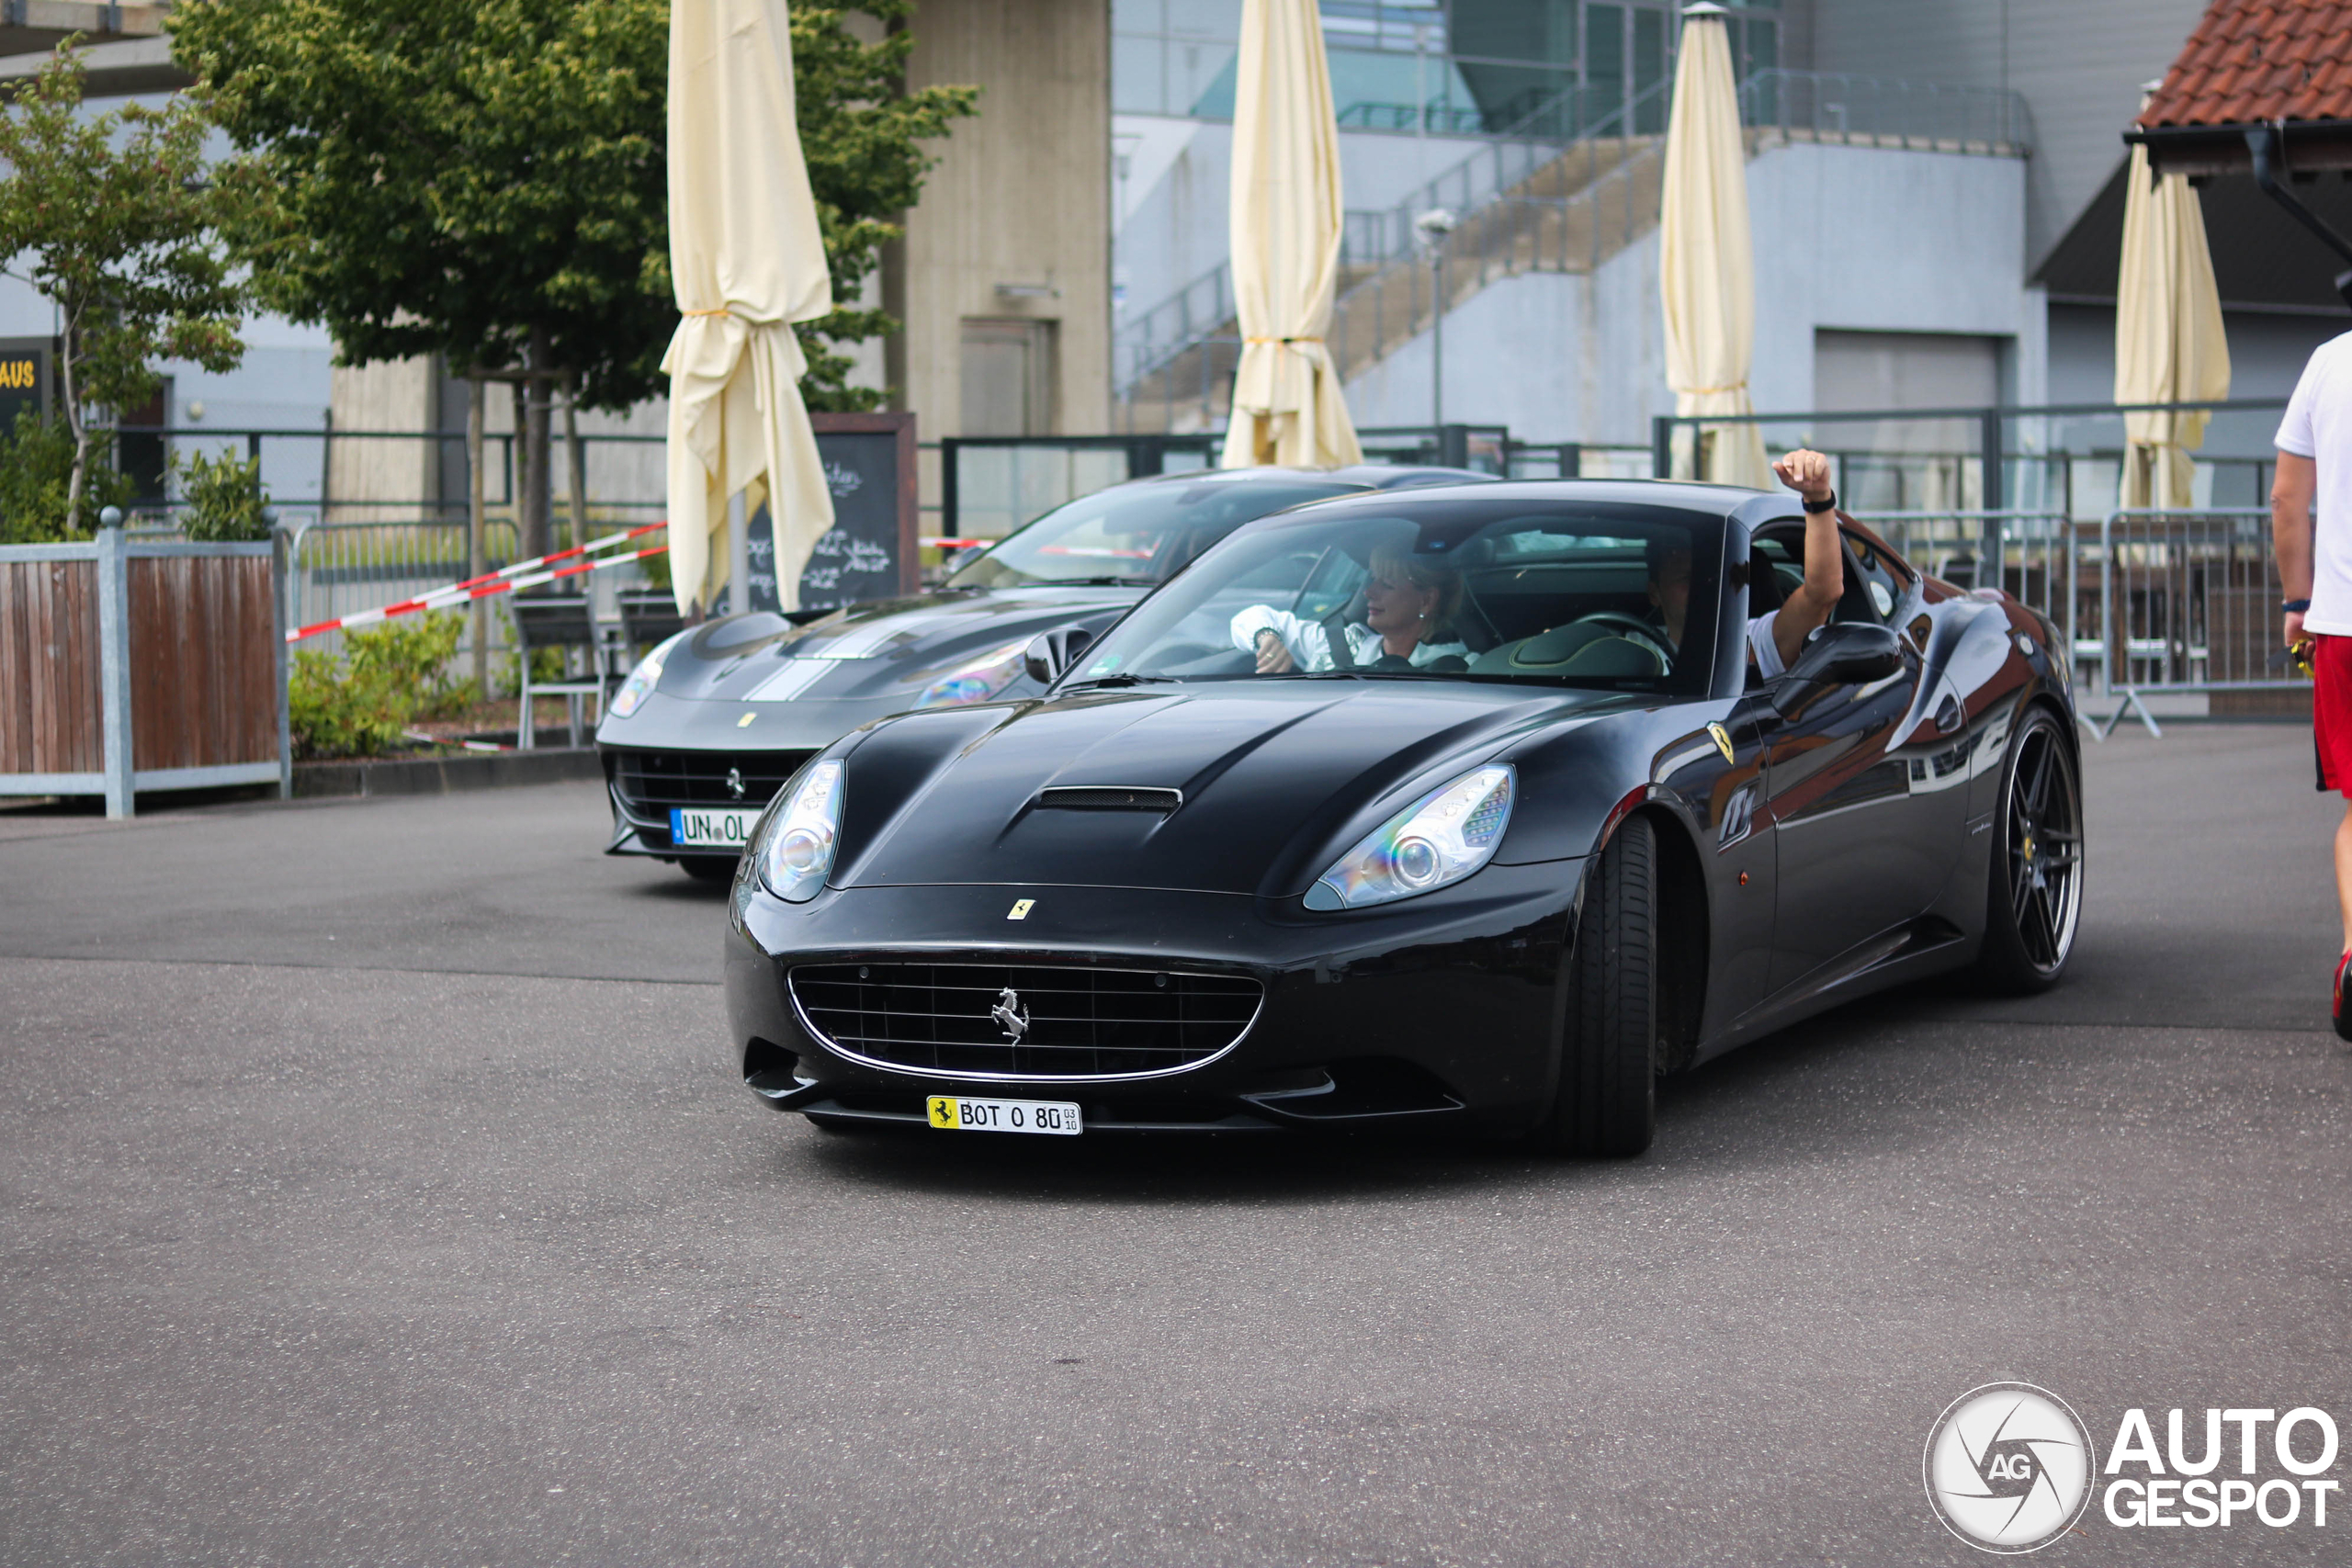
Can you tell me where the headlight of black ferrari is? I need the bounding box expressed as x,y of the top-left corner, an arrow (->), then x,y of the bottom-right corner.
748,758 -> 844,902
1304,764 -> 1515,911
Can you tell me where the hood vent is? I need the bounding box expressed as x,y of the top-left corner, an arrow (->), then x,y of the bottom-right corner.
1036,785 -> 1182,812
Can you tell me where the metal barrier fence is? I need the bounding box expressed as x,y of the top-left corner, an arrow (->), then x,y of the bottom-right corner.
2092,508 -> 2291,738
1852,506 -> 2306,739
1852,510 -> 2078,653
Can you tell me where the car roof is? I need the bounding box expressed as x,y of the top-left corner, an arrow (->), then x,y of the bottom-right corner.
1274,476 -> 1780,516
1121,463 -> 1497,493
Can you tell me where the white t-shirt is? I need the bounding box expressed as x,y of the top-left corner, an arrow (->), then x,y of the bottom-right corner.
2277,331 -> 2352,635
1747,611 -> 1787,679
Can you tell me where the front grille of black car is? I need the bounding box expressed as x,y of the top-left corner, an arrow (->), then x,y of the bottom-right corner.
607,749 -> 816,828
789,963 -> 1264,1080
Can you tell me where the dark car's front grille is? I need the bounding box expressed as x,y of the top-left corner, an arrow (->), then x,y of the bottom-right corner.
789,963 -> 1264,1079
607,749 -> 816,826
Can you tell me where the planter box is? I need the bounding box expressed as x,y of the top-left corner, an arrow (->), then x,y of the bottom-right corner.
0,528 -> 288,818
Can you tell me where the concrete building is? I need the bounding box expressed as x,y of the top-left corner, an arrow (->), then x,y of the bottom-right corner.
1110,0 -> 2347,513
4,0 -> 2340,528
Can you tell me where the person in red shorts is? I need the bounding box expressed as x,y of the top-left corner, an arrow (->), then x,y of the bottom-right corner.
2274,328 -> 2352,1040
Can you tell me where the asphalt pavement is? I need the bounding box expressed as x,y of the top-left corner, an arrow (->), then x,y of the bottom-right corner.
3,723 -> 2348,1565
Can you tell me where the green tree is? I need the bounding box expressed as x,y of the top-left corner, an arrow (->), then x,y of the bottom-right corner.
0,409 -> 131,545
0,44 -> 245,531
174,0 -> 976,552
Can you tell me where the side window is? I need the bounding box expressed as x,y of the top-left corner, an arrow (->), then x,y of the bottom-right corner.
1754,523 -> 1882,627
1843,533 -> 1908,623
1751,533 -> 1804,609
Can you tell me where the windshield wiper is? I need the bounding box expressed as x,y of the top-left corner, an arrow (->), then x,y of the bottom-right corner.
1062,672 -> 1179,689
1041,576 -> 1146,588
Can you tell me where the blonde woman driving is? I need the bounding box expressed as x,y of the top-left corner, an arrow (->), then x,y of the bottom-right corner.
1232,547 -> 1472,673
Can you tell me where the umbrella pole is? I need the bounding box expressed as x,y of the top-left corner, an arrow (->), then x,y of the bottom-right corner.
727,489 -> 750,618
563,372 -> 587,555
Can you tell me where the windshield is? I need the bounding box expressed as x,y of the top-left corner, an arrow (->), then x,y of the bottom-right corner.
944,474 -> 1361,589
1069,495 -> 1726,694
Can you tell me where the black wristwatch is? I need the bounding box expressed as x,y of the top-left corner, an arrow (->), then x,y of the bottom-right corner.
2284,598 -> 2312,613
1802,491 -> 1838,514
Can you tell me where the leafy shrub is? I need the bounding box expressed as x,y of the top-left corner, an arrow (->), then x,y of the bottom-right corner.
288,610 -> 468,759
174,446 -> 270,540
0,410 -> 131,543
351,611 -> 470,721
498,642 -> 569,700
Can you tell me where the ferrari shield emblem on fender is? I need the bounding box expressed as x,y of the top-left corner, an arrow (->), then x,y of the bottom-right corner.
1006,898 -> 1035,920
1707,722 -> 1736,766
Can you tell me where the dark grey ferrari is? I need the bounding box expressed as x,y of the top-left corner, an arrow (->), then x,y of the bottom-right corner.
721,480 -> 2085,1156
595,464 -> 1486,876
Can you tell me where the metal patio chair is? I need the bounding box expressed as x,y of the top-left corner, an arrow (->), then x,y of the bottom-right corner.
509,589 -> 616,750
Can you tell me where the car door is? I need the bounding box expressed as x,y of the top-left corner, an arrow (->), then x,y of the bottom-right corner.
1759,525 -> 1967,994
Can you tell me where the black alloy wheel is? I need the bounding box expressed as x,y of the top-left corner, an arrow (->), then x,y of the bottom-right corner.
1533,813 -> 1657,1156
1974,705 -> 2084,993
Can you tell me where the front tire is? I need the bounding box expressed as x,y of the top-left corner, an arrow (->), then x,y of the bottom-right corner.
1533,814 -> 1657,1156
1973,705 -> 2084,994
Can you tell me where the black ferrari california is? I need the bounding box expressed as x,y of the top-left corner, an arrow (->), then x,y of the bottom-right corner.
596,464 -> 1485,876
722,479 -> 2083,1156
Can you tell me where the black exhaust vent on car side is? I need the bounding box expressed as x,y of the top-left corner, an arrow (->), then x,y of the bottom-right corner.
1035,785 -> 1183,812
788,962 -> 1261,1079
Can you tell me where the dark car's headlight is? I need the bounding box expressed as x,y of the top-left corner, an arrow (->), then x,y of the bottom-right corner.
748,758 -> 844,901
607,629 -> 690,719
1305,764 -> 1515,911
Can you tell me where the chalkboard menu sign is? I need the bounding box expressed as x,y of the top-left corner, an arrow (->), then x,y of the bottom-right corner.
0,338 -> 50,438
745,411 -> 917,614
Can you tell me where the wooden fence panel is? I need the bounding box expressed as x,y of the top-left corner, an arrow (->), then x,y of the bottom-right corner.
129,555 -> 278,771
0,558 -> 101,775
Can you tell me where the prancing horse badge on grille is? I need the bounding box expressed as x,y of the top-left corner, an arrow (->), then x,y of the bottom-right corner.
990,986 -> 1031,1042
726,766 -> 746,801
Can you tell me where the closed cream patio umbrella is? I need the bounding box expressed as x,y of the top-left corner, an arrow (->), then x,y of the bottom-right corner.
1659,3 -> 1771,490
1219,0 -> 1362,469
662,0 -> 834,615
2115,97 -> 2230,511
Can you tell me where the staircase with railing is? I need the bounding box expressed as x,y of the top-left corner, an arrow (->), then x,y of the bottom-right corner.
1113,69 -> 2029,435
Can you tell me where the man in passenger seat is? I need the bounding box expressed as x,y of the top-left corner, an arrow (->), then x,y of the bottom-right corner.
1645,447 -> 1847,676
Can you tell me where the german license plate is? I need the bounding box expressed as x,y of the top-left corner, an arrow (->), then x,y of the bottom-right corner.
670,807 -> 760,849
925,1095 -> 1083,1135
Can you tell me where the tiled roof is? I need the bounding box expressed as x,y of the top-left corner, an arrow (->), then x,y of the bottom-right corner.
2136,0 -> 2352,130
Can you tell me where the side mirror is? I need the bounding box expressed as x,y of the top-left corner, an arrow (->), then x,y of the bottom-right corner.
1023,626 -> 1096,685
1771,621 -> 1905,716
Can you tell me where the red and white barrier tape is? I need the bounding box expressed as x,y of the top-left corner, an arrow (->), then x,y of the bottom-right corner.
922,536 -> 990,550
288,525 -> 670,642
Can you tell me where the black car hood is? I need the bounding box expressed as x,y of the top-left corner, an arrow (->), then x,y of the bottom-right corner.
834,681 -> 1610,897
659,585 -> 1142,705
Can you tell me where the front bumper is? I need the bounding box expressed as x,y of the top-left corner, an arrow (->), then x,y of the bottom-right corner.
724,863 -> 1586,1134
597,693 -> 910,860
